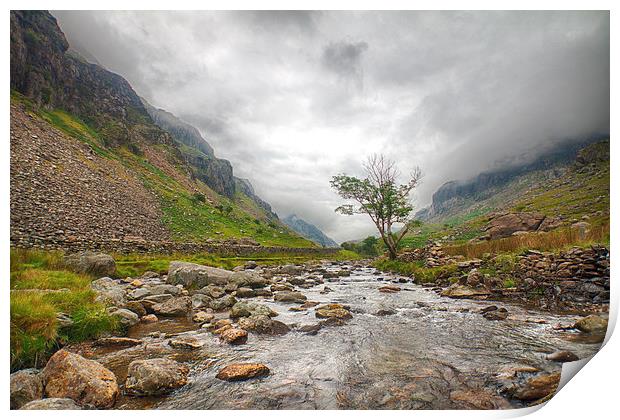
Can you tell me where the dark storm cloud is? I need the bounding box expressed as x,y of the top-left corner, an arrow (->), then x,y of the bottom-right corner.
51,11 -> 609,242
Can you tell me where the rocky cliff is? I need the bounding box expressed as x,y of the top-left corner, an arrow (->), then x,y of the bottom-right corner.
282,215 -> 338,248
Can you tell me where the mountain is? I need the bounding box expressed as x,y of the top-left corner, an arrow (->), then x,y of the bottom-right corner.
282,215 -> 339,248
415,139 -> 605,223
10,10 -> 314,248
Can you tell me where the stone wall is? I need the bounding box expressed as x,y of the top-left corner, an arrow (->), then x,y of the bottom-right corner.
10,235 -> 339,257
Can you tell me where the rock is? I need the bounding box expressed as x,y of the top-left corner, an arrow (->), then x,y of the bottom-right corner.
273,291 -> 307,303
215,363 -> 270,381
244,260 -> 258,269
152,296 -> 192,317
123,301 -> 147,317
235,287 -> 256,298
10,369 -> 43,409
298,324 -> 322,335
482,308 -> 508,321
191,293 -> 212,309
149,284 -> 182,296
141,271 -> 159,279
64,252 -> 116,277
110,308 -> 140,327
237,315 -> 290,335
230,302 -> 277,319
484,212 -> 546,240
479,305 -> 498,314
192,311 -> 214,323
440,284 -> 490,299
91,277 -> 126,306
209,295 -> 237,311
466,269 -> 483,287
129,287 -> 152,300
213,319 -> 232,329
315,304 -> 353,320
495,365 -> 540,379
378,285 -> 401,293
229,271 -> 269,289
20,398 -> 82,410
125,358 -> 189,396
270,283 -> 293,292
94,337 -> 142,348
130,279 -> 144,287
512,372 -> 561,401
41,350 -> 119,409
214,324 -> 233,334
278,264 -> 303,275
450,389 -> 511,410
574,315 -> 608,333
195,284 -> 225,298
168,336 -> 203,350
546,350 -> 579,363
376,309 -> 396,316
167,261 -> 233,288
219,328 -> 248,345
141,314 -> 158,323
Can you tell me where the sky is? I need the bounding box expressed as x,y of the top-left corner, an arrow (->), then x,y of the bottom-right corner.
52,10 -> 610,243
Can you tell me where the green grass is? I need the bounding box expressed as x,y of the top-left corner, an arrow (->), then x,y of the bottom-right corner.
373,259 -> 459,284
10,249 -> 118,370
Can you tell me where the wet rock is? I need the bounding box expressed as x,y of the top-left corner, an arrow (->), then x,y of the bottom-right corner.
379,285 -> 401,293
167,261 -> 233,288
214,324 -> 233,334
20,398 -> 82,410
238,315 -> 290,335
141,314 -> 158,323
65,252 -> 116,277
315,304 -> 353,320
125,358 -> 189,396
209,295 -> 237,311
298,324 -> 322,335
450,389 -> 511,410
479,305 -> 498,314
440,284 -> 490,299
274,291 -> 307,303
230,271 -> 269,289
94,337 -> 142,348
213,319 -> 232,330
235,287 -> 256,298
495,365 -> 540,379
10,368 -> 43,409
270,283 -> 293,292
546,350 -> 579,363
152,296 -> 192,317
512,372 -> 561,401
42,349 -> 119,409
376,309 -> 396,316
123,301 -> 147,317
278,264 -> 303,275
110,308 -> 140,327
168,336 -> 203,350
482,308 -> 508,321
192,311 -> 214,323
230,302 -> 277,319
220,328 -> 248,345
574,315 -> 608,333
215,363 -> 270,381
191,293 -> 212,309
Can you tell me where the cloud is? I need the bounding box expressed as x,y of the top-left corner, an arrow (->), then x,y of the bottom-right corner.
51,11 -> 609,243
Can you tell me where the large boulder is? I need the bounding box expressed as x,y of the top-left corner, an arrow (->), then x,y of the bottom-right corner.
209,295 -> 237,311
219,328 -> 248,345
512,372 -> 561,401
167,261 -> 233,288
230,302 -> 277,319
64,252 -> 116,277
41,350 -> 119,409
91,277 -> 126,307
237,315 -> 290,335
110,308 -> 140,327
574,315 -> 608,333
20,398 -> 82,410
152,296 -> 192,317
273,291 -> 307,303
484,212 -> 546,240
215,363 -> 270,381
229,271 -> 269,289
10,368 -> 43,409
124,358 -> 189,396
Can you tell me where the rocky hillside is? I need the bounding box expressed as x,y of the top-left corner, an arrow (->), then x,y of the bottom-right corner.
10,10 -> 313,248
282,215 -> 339,248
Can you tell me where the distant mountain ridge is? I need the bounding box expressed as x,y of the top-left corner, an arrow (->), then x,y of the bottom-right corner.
282,215 -> 339,248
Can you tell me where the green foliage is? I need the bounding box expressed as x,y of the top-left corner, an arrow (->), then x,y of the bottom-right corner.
373,259 -> 458,284
342,236 -> 380,257
191,192 -> 206,204
10,249 -> 118,370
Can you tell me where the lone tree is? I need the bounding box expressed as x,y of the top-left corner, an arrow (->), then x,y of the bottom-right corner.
330,154 -> 422,260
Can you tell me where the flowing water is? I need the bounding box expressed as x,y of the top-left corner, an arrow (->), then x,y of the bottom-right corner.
83,264 -> 604,410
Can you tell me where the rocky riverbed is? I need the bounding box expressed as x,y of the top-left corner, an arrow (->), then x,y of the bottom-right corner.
11,260 -> 608,410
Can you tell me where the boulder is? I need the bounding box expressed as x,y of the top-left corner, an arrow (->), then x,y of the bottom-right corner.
167,261 -> 233,288
484,212 -> 546,240
237,315 -> 290,335
235,287 -> 256,298
273,291 -> 307,303
215,363 -> 270,381
141,314 -> 158,323
64,252 -> 116,277
278,264 -> 303,275
91,277 -> 126,307
193,311 -> 214,323
209,295 -> 237,311
229,271 -> 269,289
152,296 -> 192,317
379,285 -> 401,293
482,308 -> 508,321
574,315 -> 608,333
20,398 -> 82,410
195,285 -> 226,299
41,350 -> 119,409
512,372 -> 561,401
168,336 -> 203,350
110,308 -> 140,327
440,284 -> 490,299
191,293 -> 212,309
219,328 -> 248,345
125,358 -> 189,396
546,350 -> 579,363
10,368 -> 43,409
230,302 -> 277,319
466,269 -> 483,287
123,301 -> 147,317
315,304 -> 353,320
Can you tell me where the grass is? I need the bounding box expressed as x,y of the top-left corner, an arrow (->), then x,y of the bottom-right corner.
373,259 -> 459,284
443,224 -> 609,259
10,249 -> 118,370
113,249 -> 360,278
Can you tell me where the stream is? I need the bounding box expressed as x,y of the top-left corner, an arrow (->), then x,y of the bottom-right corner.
75,263 -> 605,410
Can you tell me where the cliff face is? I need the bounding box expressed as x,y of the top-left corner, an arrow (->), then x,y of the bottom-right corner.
282,215 -> 338,248
142,99 -> 236,197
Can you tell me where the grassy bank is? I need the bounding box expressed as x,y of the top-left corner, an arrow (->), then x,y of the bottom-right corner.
373,259 -> 459,284
10,249 -> 119,370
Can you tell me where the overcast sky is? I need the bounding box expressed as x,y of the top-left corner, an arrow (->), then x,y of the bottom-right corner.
52,10 -> 609,243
